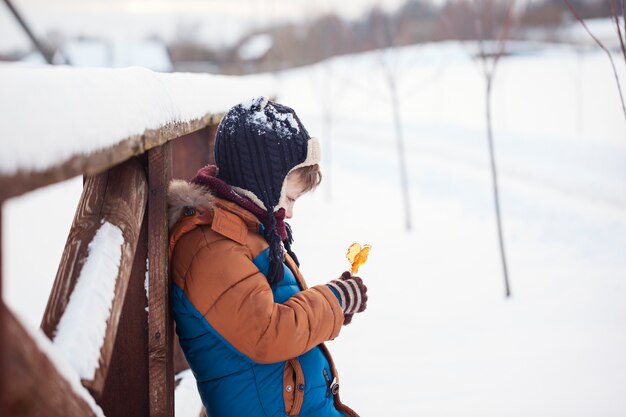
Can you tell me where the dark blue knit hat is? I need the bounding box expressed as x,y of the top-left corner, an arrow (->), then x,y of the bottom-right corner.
214,97 -> 321,285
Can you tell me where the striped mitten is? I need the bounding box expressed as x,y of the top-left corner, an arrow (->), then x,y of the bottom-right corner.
327,271 -> 368,324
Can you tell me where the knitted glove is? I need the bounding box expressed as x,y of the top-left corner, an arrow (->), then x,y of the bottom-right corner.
327,271 -> 368,324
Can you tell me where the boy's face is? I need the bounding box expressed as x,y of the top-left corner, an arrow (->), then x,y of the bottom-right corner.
279,174 -> 307,219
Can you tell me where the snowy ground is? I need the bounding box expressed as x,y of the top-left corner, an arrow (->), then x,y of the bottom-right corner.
3,41 -> 626,416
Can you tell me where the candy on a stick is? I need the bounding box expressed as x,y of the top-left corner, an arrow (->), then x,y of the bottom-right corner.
346,243 -> 371,275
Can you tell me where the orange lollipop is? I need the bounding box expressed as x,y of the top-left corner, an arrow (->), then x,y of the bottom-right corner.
346,243 -> 371,275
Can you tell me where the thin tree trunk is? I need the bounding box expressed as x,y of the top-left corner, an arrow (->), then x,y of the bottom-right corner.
323,108 -> 333,202
378,9 -> 412,231
576,48 -> 584,136
485,76 -> 511,297
323,64 -> 334,202
390,78 -> 412,231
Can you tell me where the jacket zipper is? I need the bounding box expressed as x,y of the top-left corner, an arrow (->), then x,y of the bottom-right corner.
323,368 -> 337,398
323,368 -> 331,397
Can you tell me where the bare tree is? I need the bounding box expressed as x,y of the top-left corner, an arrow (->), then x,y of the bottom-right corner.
336,3 -> 445,231
442,0 -> 516,297
563,0 -> 626,121
306,6 -> 347,201
475,0 -> 517,298
370,6 -> 413,231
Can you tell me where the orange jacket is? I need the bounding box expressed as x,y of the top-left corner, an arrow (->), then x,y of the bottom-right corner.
168,180 -> 359,417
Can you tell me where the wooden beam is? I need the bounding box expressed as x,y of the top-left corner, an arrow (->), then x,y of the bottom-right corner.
0,114 -> 222,202
148,142 -> 174,417
4,308 -> 102,417
40,157 -> 147,398
99,216 -> 150,417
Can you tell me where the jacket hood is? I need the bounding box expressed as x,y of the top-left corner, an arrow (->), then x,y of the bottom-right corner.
167,179 -> 215,230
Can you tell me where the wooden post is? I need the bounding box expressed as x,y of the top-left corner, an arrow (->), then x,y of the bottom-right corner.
0,205 -> 5,416
4,309 -> 102,417
99,216 -> 150,417
40,158 -> 147,397
148,143 -> 174,417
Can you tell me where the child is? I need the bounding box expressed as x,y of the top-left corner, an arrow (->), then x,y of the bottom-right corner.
168,97 -> 368,417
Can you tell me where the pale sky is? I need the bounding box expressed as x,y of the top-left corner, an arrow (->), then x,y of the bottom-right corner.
1,0 -> 409,53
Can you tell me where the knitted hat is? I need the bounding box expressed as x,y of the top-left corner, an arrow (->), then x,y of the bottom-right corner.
214,97 -> 321,285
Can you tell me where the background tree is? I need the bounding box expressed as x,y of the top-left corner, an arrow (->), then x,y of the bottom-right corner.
442,0 -> 517,297
369,4 -> 413,231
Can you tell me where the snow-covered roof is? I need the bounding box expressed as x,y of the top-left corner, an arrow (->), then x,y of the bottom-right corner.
0,63 -> 275,181
238,34 -> 274,61
58,38 -> 173,72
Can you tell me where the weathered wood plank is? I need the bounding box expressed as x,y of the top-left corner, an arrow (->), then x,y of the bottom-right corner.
0,114 -> 222,201
4,308 -> 102,417
40,157 -> 147,398
207,122 -> 218,166
148,142 -> 174,417
171,125 -> 212,181
99,215 -> 150,417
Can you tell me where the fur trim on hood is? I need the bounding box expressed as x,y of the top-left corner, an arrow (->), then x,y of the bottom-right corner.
167,179 -> 215,230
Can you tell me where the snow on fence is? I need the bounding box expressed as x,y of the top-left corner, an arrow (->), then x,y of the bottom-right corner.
5,309 -> 106,417
41,158 -> 148,399
54,221 -> 125,382
0,64 -> 275,201
1,63 -> 274,417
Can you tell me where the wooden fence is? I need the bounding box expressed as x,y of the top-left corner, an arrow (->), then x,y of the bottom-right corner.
1,116 -> 220,417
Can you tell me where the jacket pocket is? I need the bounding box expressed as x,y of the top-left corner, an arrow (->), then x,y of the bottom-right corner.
283,359 -> 305,416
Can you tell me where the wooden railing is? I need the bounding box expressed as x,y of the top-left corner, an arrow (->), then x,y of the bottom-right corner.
1,116 -> 219,417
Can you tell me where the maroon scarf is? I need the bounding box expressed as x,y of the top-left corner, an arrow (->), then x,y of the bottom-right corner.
191,165 -> 287,240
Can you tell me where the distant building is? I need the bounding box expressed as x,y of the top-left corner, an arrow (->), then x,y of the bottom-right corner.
21,37 -> 173,72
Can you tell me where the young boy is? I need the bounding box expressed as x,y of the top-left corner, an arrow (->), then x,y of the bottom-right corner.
167,97 -> 368,417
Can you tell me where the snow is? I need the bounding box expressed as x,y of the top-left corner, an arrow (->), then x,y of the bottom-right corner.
145,257 -> 150,313
0,64 -> 276,175
246,96 -> 301,135
53,221 -> 124,381
241,96 -> 269,110
175,369 -> 204,417
224,96 -> 301,137
15,311 -> 106,417
250,102 -> 301,136
3,40 -> 626,416
238,34 -> 274,61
